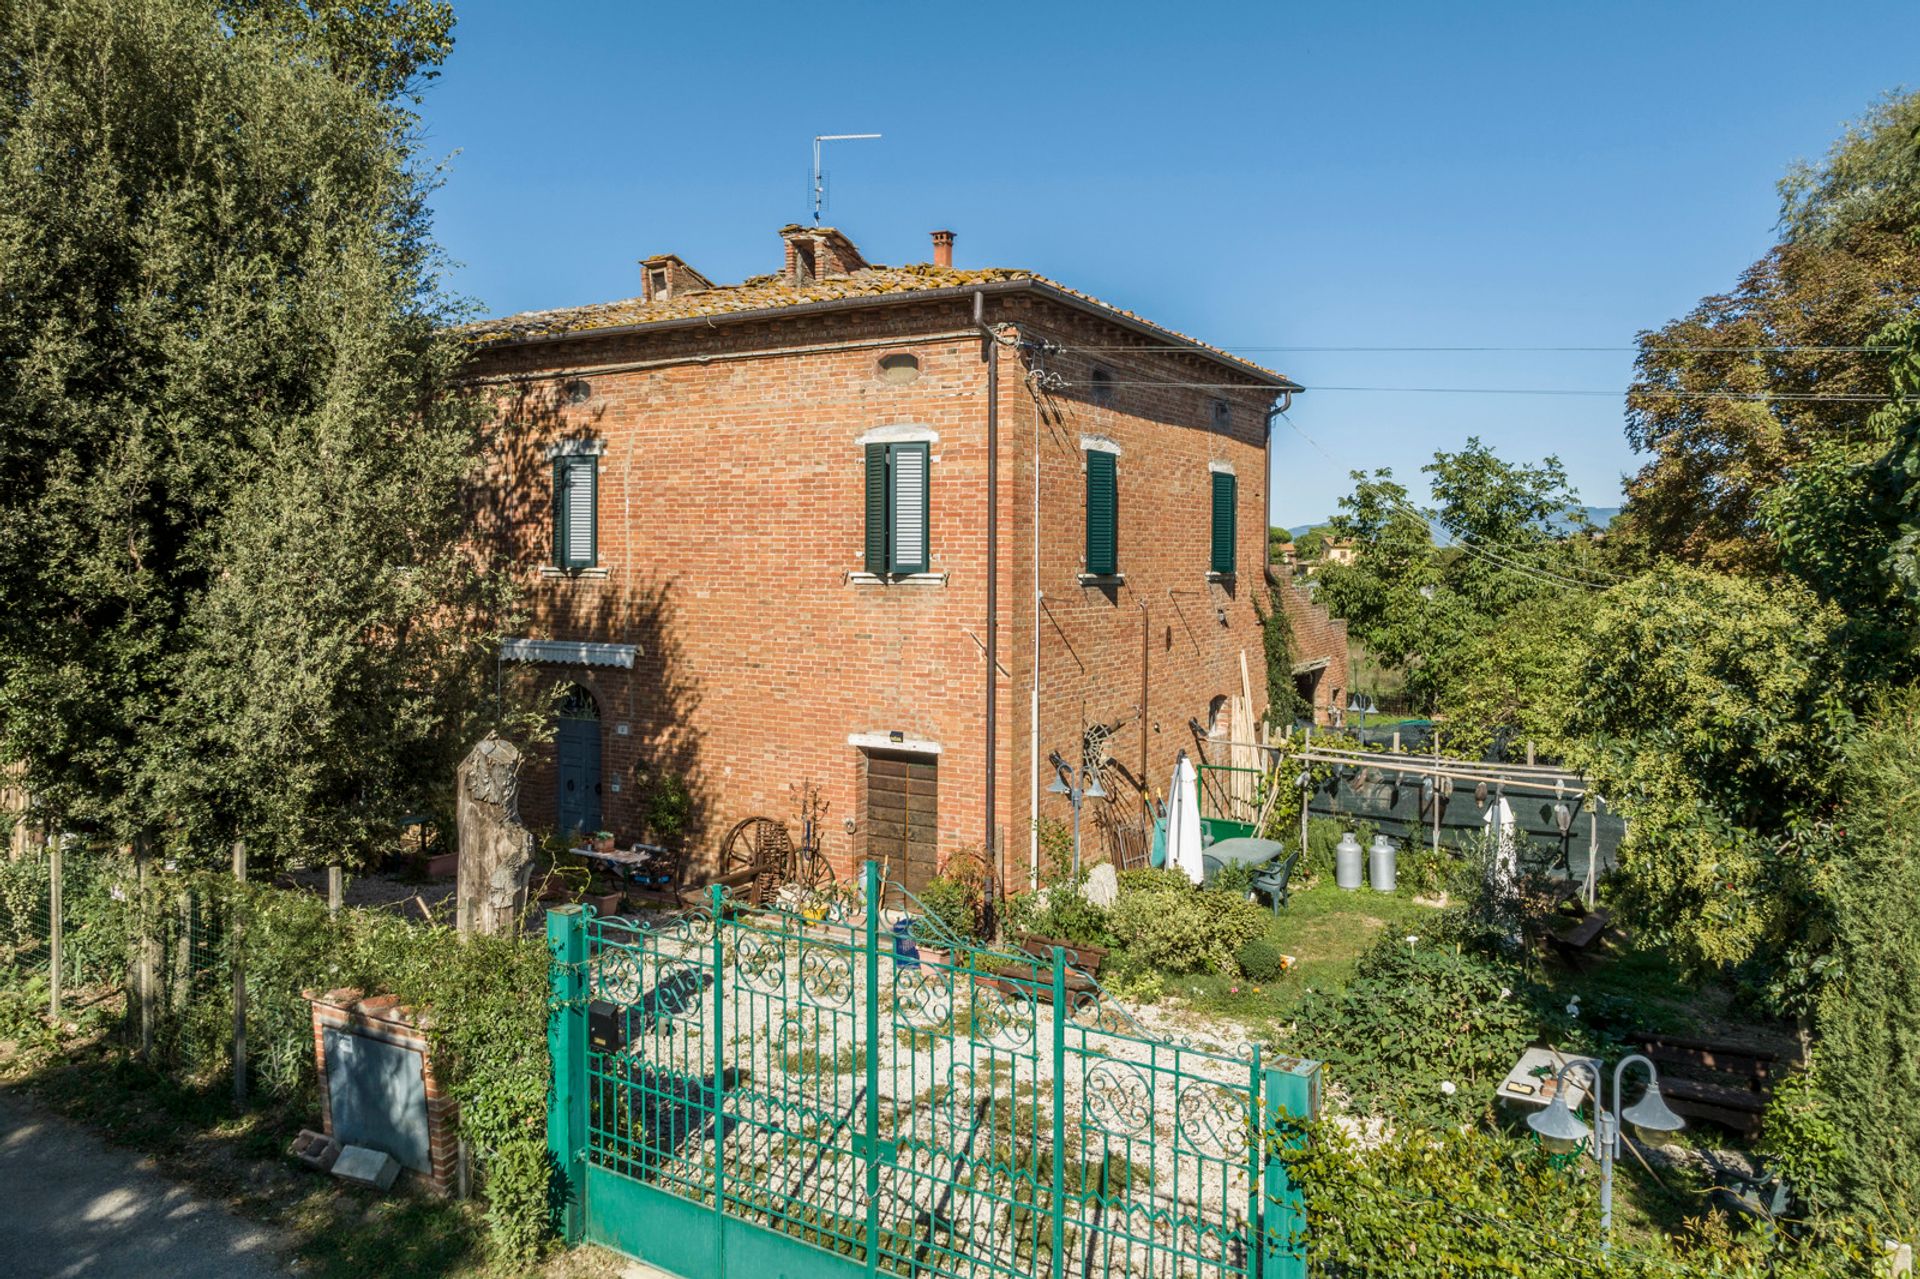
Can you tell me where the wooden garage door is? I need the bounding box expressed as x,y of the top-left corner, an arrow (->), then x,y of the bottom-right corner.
866,750 -> 937,903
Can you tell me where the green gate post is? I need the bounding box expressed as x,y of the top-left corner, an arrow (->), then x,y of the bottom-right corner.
863,860 -> 882,1278
1261,1061 -> 1320,1279
1049,946 -> 1067,1279
711,882 -> 728,1278
547,905 -> 589,1245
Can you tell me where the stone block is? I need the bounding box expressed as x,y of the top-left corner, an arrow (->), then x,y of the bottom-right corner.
331,1145 -> 401,1192
291,1128 -> 339,1173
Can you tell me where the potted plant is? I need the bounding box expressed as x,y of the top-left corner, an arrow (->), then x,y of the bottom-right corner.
582,874 -> 624,916
591,830 -> 617,854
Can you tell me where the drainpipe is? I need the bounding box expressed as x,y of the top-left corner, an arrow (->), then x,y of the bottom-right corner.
976,291 -> 1000,888
1264,391 -> 1296,728
1263,391 -> 1295,589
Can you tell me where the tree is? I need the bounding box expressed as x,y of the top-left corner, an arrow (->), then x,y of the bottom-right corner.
1562,568 -> 1846,970
1621,90 -> 1920,574
1318,439 -> 1593,724
1807,690 -> 1920,1233
0,0 -> 510,865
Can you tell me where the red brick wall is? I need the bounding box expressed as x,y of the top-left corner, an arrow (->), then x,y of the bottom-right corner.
468,291 -> 1346,888
309,990 -> 457,1195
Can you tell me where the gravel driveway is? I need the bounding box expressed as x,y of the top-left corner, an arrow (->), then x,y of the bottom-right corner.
0,1089 -> 285,1278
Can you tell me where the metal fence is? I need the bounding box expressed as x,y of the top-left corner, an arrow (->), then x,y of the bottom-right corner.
548,863 -> 1319,1279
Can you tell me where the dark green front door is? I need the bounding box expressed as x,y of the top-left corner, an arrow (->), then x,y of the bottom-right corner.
556,684 -> 601,841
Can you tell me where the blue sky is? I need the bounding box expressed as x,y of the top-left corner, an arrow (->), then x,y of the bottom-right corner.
420,0 -> 1920,526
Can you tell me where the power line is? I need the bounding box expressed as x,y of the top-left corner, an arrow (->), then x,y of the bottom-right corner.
1273,409 -> 1615,592
1059,343 -> 1902,354
1080,381 -> 1909,402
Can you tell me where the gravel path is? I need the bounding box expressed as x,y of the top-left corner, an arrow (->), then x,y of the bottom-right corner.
0,1089 -> 285,1278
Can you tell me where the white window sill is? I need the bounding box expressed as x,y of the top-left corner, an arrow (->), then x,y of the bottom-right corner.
540,566 -> 612,580
847,570 -> 949,586
1077,572 -> 1126,586
1207,570 -> 1236,583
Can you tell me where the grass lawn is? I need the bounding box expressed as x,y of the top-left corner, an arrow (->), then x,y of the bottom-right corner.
1158,879 -> 1443,1034
1151,876 -> 1737,1055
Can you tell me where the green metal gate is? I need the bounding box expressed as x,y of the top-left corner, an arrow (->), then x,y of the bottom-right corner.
547,863 -> 1318,1279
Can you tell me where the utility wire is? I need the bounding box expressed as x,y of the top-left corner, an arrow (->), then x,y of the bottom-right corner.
1274,409 -> 1614,592
1059,342 -> 1903,354
1078,381 -> 1910,402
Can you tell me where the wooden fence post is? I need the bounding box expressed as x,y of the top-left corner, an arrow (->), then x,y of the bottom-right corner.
47,836 -> 62,1020
134,833 -> 155,1060
231,839 -> 247,1108
327,864 -> 343,916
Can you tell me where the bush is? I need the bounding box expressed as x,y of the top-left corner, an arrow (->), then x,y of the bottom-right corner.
1109,877 -> 1266,975
1236,936 -> 1285,981
1116,867 -> 1190,896
1002,819 -> 1113,947
914,875 -> 982,945
1273,1118 -> 1882,1277
1210,860 -> 1256,898
1290,933 -> 1535,1124
1808,691 -> 1920,1233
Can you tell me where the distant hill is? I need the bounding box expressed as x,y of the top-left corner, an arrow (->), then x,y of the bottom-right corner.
1278,506 -> 1617,542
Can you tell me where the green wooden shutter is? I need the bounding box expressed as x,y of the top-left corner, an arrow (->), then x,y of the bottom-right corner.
1211,471 -> 1237,574
888,442 -> 930,575
864,443 -> 889,575
551,456 -> 568,566
1085,450 -> 1117,576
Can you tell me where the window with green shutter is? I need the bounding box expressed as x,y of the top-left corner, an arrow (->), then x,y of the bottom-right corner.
863,441 -> 931,577
1210,470 -> 1237,574
552,453 -> 597,570
1085,449 -> 1118,576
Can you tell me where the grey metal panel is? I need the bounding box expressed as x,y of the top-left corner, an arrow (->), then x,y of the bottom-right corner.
325,1029 -> 430,1173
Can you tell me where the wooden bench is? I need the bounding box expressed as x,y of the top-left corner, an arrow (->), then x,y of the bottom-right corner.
1628,1032 -> 1782,1136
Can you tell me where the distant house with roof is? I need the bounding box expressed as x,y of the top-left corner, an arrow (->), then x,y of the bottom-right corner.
466,224 -> 1347,891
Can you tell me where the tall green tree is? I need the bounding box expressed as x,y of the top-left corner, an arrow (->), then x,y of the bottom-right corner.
0,0 -> 510,865
1563,568 -> 1846,971
1621,90 -> 1920,575
1317,438 -> 1593,729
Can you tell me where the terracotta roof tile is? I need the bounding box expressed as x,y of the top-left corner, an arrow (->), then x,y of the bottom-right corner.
465,263 -> 1291,385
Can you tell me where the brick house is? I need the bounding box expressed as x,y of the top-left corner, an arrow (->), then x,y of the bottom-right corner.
465,225 -> 1347,891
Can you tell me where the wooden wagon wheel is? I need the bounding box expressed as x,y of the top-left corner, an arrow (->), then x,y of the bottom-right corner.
720,816 -> 793,902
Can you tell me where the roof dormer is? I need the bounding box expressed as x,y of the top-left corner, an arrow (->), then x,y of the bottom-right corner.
778,224 -> 869,285
639,253 -> 713,303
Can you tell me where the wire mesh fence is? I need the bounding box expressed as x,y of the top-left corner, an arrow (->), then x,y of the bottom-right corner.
0,844 -> 463,1102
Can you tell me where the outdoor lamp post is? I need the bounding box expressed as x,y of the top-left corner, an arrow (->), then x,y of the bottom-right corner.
1528,1053 -> 1687,1247
1046,751 -> 1106,880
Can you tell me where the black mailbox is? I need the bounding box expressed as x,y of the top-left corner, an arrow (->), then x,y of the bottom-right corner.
588,1000 -> 630,1054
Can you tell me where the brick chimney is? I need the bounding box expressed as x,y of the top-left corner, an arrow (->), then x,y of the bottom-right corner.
931,229 -> 954,268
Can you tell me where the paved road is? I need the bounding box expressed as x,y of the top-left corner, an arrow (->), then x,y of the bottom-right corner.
0,1089 -> 285,1278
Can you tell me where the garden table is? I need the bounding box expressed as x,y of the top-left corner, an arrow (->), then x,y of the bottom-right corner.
1199,836 -> 1287,884
1498,1046 -> 1601,1111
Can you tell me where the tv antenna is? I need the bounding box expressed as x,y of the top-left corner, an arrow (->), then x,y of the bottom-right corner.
811,133 -> 882,225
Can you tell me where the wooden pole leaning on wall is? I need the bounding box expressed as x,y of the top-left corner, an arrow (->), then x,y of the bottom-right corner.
47,835 -> 63,1020
231,839 -> 248,1108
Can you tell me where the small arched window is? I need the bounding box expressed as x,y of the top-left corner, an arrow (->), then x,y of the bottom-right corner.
877,352 -> 921,385
1207,695 -> 1230,737
1090,367 -> 1114,408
